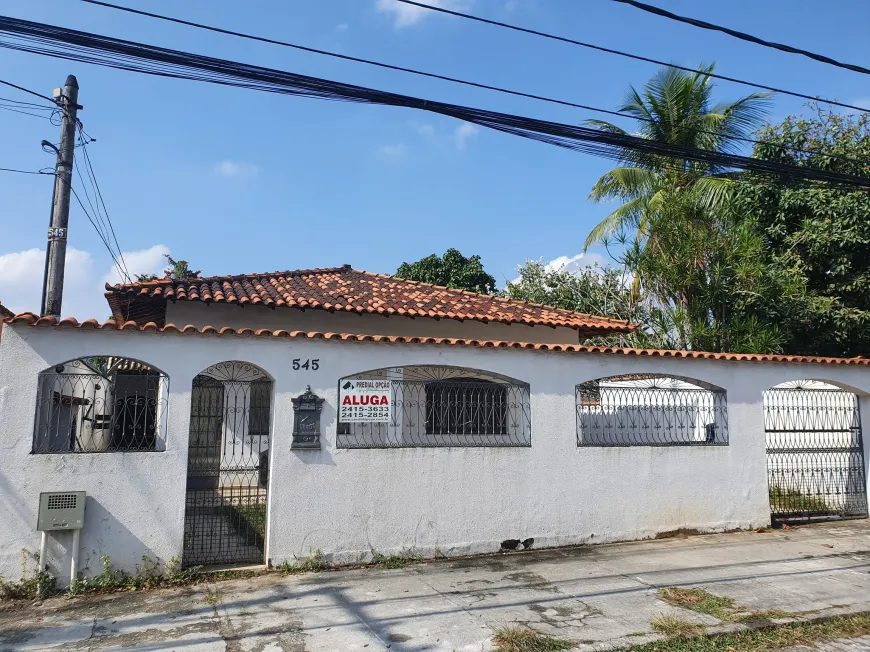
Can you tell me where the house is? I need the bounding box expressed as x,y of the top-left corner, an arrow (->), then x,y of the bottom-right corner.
103,265 -> 635,343
1,265 -> 868,586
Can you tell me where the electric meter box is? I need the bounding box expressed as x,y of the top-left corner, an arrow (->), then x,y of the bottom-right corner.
37,492 -> 86,531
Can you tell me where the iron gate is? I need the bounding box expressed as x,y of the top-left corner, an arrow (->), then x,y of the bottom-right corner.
183,363 -> 272,567
764,384 -> 867,520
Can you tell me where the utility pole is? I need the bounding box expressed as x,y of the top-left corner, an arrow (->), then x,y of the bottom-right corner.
40,75 -> 80,318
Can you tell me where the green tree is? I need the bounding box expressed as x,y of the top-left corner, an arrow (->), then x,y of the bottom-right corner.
736,107 -> 870,357
504,259 -> 654,347
584,64 -> 770,252
396,248 -> 497,294
135,255 -> 201,283
584,64 -> 792,353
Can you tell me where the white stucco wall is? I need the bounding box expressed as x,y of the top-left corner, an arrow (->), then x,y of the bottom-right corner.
1,324 -> 869,584
165,301 -> 584,344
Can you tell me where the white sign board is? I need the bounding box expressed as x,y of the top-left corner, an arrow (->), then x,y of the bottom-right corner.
339,379 -> 392,423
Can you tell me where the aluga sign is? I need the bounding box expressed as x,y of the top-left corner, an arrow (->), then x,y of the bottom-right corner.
339,379 -> 392,422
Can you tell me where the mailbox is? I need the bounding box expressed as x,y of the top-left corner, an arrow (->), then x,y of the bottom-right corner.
291,385 -> 324,449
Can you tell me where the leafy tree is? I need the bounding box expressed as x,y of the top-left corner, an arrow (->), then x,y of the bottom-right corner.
736,107 -> 870,357
504,259 -> 654,347
583,64 -> 792,353
396,248 -> 496,294
135,255 -> 201,283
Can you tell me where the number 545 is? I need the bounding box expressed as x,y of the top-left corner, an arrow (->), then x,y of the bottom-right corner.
292,358 -> 319,370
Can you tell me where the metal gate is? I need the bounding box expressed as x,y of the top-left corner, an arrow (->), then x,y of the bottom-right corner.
183,362 -> 272,567
764,384 -> 867,521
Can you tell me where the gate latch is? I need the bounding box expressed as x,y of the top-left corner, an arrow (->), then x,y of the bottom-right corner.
258,449 -> 269,488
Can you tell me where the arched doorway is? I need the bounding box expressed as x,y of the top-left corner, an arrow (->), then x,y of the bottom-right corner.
183,361 -> 272,567
764,381 -> 867,521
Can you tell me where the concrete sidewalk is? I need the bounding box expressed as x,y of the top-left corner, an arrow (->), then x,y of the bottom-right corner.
2,521 -> 870,651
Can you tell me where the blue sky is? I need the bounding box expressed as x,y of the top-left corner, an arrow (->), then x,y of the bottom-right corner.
0,0 -> 868,318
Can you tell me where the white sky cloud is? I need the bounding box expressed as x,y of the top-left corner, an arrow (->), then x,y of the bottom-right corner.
377,143 -> 407,157
376,0 -> 473,28
0,245 -> 169,320
453,122 -> 479,150
509,252 -> 613,284
850,98 -> 870,112
215,160 -> 259,178
336,23 -> 349,31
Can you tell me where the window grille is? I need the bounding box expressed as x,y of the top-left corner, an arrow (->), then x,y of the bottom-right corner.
576,374 -> 728,446
337,366 -> 530,448
32,357 -> 168,453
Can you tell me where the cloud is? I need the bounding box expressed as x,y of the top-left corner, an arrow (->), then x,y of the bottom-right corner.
504,0 -> 518,11
509,252 -> 613,284
0,244 -> 169,319
453,122 -> 479,150
849,98 -> 870,113
102,244 -> 170,287
336,23 -> 349,31
376,0 -> 472,28
215,160 -> 259,178
416,123 -> 435,136
377,143 -> 407,157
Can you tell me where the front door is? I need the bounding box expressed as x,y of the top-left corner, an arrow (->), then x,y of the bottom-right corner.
183,365 -> 272,567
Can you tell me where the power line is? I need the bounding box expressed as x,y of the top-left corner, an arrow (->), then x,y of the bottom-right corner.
608,0 -> 870,76
0,166 -> 53,175
0,104 -> 52,119
0,14 -> 867,189
394,0 -> 868,115
76,121 -> 131,282
0,77 -> 56,104
50,3 -> 870,167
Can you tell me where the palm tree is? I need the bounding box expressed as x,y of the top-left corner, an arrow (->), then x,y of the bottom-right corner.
583,64 -> 771,251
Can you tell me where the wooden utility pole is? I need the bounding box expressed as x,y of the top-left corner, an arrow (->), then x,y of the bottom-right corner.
40,75 -> 80,318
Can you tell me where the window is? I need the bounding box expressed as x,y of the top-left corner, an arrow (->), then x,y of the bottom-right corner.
576,374 -> 728,446
33,357 -> 168,453
337,366 -> 530,448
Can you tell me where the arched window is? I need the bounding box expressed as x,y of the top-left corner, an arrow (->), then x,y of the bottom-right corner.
337,365 -> 530,448
33,357 -> 168,453
575,374 -> 728,446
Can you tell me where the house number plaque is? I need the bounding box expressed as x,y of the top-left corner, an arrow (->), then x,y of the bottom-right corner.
291,385 -> 324,450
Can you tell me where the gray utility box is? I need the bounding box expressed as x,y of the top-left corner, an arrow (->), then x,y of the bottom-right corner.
37,492 -> 86,531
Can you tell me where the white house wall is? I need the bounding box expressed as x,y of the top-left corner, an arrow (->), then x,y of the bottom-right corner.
166,301 -> 582,344
1,324 -> 869,584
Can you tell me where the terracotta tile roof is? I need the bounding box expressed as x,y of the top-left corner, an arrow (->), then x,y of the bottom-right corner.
6,313 -> 869,367
0,301 -> 13,319
104,265 -> 635,336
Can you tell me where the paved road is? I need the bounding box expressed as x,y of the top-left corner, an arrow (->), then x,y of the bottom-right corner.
2,521 -> 870,651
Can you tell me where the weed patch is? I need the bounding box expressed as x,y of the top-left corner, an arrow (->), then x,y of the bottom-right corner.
369,549 -> 421,569
658,587 -> 793,625
67,556 -> 199,597
279,549 -> 328,574
623,612 -> 870,651
769,485 -> 831,514
650,614 -> 706,638
0,550 -> 55,601
226,504 -> 266,552
492,626 -> 574,652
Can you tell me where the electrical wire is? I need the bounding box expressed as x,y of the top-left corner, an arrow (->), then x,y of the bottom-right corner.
607,0 -> 870,76
76,122 -> 131,282
74,0 -> 864,165
0,14 -> 866,189
0,166 -> 53,175
0,104 -> 52,119
0,77 -> 56,104
394,0 -> 869,114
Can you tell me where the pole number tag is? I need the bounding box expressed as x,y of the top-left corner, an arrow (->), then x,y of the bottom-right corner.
47,227 -> 67,239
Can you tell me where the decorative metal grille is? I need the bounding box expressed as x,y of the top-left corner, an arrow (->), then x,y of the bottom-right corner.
576,375 -> 728,446
183,362 -> 272,567
33,357 -> 168,453
337,366 -> 531,448
765,382 -> 867,520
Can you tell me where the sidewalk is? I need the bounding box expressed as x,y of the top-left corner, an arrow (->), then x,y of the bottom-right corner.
2,520 -> 870,651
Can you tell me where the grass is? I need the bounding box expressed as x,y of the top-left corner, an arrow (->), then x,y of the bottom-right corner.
0,550 -> 55,601
491,626 -> 574,652
622,612 -> 870,651
369,548 -> 422,569
658,587 -> 791,625
226,503 -> 267,552
650,614 -> 706,638
279,549 -> 328,574
66,555 -> 201,597
769,485 -> 831,514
